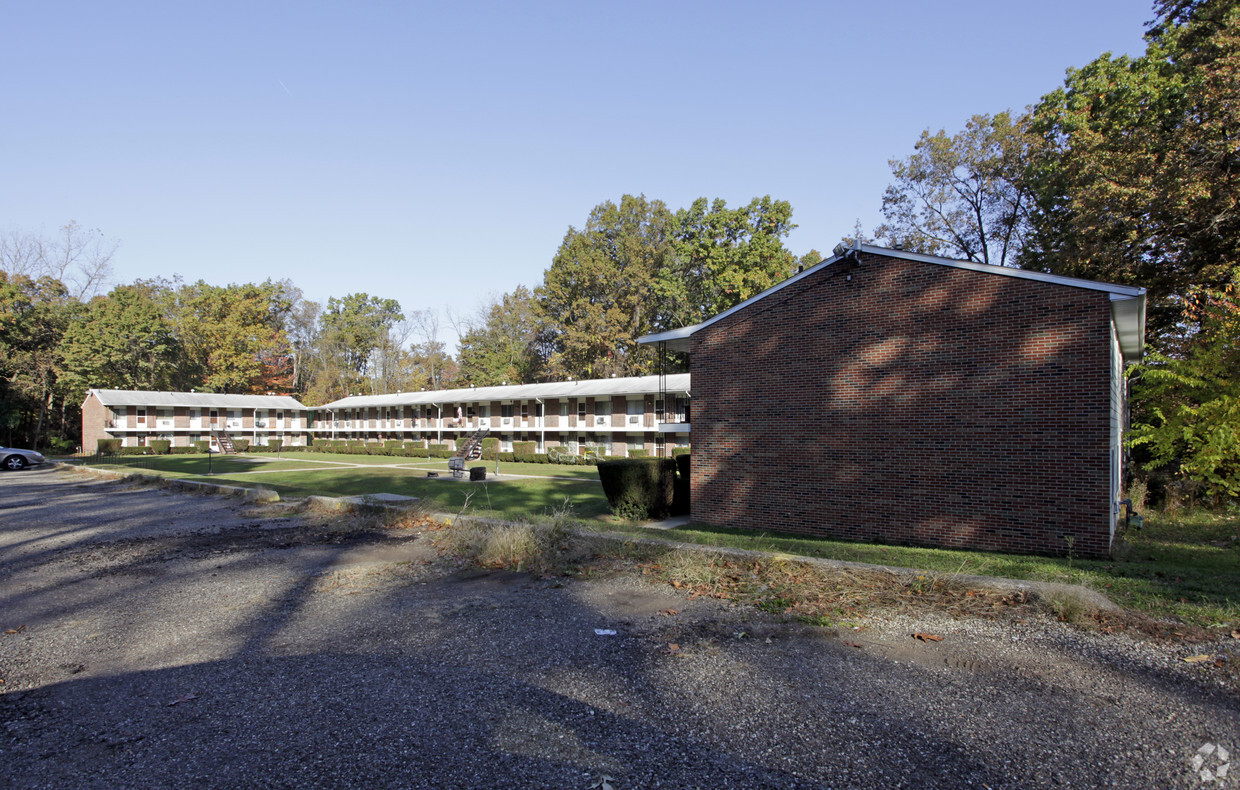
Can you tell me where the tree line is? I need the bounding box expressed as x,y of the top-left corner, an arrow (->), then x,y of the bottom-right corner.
0,194 -> 819,452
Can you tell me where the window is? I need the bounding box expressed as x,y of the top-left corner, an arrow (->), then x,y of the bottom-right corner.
560,403 -> 569,418
501,404 -> 513,418
577,402 -> 586,422
595,399 -> 609,417
628,436 -> 643,450
501,435 -> 513,452
520,404 -> 528,421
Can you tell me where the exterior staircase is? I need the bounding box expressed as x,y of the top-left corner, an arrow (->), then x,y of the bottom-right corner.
212,430 -> 237,455
448,428 -> 489,476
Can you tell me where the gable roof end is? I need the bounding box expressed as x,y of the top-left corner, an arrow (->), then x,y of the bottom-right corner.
638,244 -> 1147,361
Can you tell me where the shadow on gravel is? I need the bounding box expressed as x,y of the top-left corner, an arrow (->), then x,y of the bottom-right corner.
2,468 -> 1236,789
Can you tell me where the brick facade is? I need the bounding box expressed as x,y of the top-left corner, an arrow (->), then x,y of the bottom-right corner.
690,251 -> 1120,558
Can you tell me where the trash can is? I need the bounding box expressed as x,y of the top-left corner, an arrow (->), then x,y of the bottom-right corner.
469,466 -> 486,481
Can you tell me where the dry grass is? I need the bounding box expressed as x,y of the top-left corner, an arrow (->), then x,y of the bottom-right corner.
637,551 -> 1043,626
428,503 -> 607,577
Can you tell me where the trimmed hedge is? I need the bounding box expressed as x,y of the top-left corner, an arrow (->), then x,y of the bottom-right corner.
171,446 -> 196,454
148,439 -> 171,455
627,449 -> 648,458
596,458 -> 677,520
194,440 -> 211,453
96,439 -> 122,454
671,446 -> 691,457
513,441 -> 536,456
118,446 -> 151,455
428,443 -> 453,458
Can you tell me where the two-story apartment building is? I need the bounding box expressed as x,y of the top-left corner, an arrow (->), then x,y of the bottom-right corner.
314,374 -> 691,455
81,390 -> 311,451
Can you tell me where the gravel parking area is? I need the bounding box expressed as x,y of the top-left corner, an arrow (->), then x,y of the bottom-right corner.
1,466 -> 1237,789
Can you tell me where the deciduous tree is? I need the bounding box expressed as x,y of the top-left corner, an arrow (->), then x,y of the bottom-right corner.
876,112 -> 1034,267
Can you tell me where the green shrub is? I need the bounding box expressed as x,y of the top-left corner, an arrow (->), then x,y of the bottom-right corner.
233,439 -> 250,452
96,438 -> 122,454
148,439 -> 171,455
596,458 -> 677,520
171,446 -> 196,454
627,449 -> 648,458
267,439 -> 283,453
48,437 -> 77,454
671,446 -> 691,457
481,437 -> 500,453
406,447 -> 429,458
513,441 -> 536,457
428,443 -> 453,458
118,446 -> 150,456
194,440 -> 210,453
384,439 -> 403,450
499,451 -> 516,462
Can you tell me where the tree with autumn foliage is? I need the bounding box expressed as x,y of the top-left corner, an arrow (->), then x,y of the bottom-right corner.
1129,266 -> 1240,502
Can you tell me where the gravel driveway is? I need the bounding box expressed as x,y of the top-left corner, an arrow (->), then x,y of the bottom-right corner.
1,467 -> 1237,789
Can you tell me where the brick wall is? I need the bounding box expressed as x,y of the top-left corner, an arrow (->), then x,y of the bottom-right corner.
81,393 -> 108,452
691,252 -> 1116,557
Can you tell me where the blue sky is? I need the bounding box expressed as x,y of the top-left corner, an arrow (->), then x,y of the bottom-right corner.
3,1 -> 1152,346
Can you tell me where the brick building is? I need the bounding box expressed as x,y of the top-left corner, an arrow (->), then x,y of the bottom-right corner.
640,243 -> 1146,557
81,390 -> 310,451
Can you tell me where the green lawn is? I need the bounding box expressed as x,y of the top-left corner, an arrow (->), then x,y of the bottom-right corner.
70,452 -> 612,520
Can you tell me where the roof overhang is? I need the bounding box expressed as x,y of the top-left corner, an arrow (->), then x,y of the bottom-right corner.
638,244 -> 1148,360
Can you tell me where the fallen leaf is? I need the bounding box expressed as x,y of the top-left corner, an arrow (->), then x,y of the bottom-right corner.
843,641 -> 863,649
667,642 -> 680,653
659,609 -> 679,617
1183,654 -> 1212,663
913,633 -> 944,642
167,693 -> 199,706
4,625 -> 26,635
1231,629 -> 1240,640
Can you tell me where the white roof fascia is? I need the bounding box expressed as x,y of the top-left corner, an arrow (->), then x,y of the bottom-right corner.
638,244 -> 1148,355
87,389 -> 307,411
317,374 -> 691,411
1109,293 -> 1146,362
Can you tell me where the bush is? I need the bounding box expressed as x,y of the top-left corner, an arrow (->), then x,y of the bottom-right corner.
481,437 -> 500,454
194,440 -> 210,453
96,438 -> 122,454
671,446 -> 691,457
513,441 -> 536,457
171,446 -> 196,454
499,451 -> 516,462
596,458 -> 677,520
233,439 -> 250,452
148,440 -> 171,455
627,449 -> 648,458
384,439 -> 403,450
267,439 -> 283,453
428,443 -> 453,458
118,446 -> 150,456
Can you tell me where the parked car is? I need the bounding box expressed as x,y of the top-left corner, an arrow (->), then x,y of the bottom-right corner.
0,446 -> 45,470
